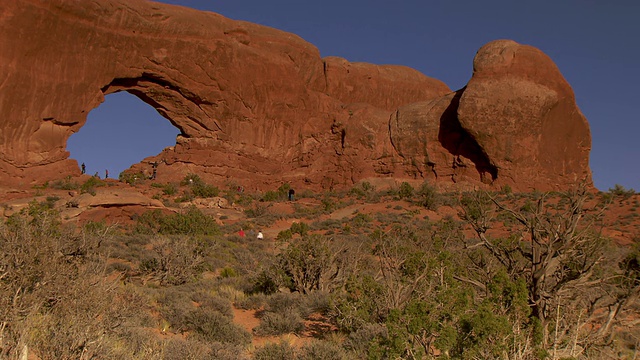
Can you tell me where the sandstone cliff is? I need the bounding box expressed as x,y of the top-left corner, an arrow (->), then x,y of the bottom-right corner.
0,0 -> 591,191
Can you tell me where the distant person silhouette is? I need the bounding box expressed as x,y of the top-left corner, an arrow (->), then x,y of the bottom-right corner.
105,169 -> 109,179
150,161 -> 158,180
288,188 -> 295,201
81,163 -> 86,174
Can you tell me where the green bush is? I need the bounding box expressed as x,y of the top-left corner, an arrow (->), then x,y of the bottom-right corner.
80,176 -> 106,195
192,182 -> 220,198
134,208 -> 219,236
343,323 -> 387,357
276,229 -> 293,241
119,171 -> 145,184
261,183 -> 291,202
416,181 -> 439,210
180,173 -> 202,186
290,222 -> 309,236
609,184 -> 636,200
49,176 -> 78,190
157,182 -> 178,195
398,181 -> 414,199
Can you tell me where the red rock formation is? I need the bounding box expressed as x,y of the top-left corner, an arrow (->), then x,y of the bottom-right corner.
389,40 -> 592,190
0,0 -> 591,191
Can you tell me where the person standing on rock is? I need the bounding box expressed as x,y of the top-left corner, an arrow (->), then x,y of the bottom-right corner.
105,169 -> 109,179
288,188 -> 295,201
150,161 -> 159,180
81,162 -> 86,174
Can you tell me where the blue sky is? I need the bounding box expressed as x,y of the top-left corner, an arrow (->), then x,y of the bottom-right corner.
67,0 -> 640,191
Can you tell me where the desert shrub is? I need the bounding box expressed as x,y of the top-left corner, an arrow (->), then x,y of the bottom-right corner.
244,202 -> 271,218
162,338 -> 212,360
343,323 -> 388,357
253,311 -> 305,336
106,261 -> 132,273
298,340 -> 347,360
42,195 -> 60,209
261,183 -> 291,202
301,290 -> 331,316
311,218 -> 342,231
416,180 -> 439,210
49,175 -> 78,190
500,184 -> 513,195
139,235 -> 210,285
235,293 -> 267,310
156,289 -> 196,332
216,284 -> 246,303
192,182 -> 220,198
276,229 -> 293,241
175,190 -> 195,203
245,263 -> 292,295
119,171 -> 145,184
179,174 -> 219,198
220,266 -> 238,278
349,181 -> 375,198
80,176 -> 106,195
113,327 -> 163,358
348,181 -> 381,203
0,204 -> 138,359
253,341 -> 295,360
186,308 -> 252,345
398,181 -> 414,199
277,235 -> 337,294
265,292 -> 303,315
134,207 -> 219,236
180,173 -> 202,186
609,183 -> 636,200
350,212 -> 372,229
290,221 -> 310,236
190,292 -> 233,318
209,341 -> 250,360
161,182 -> 178,195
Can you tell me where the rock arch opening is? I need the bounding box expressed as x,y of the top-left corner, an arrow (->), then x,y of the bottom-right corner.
67,91 -> 181,179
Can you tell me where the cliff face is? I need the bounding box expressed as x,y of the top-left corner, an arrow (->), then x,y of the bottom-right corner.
0,0 -> 591,191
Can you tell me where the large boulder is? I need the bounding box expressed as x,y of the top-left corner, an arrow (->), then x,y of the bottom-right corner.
457,40 -> 592,189
389,40 -> 592,190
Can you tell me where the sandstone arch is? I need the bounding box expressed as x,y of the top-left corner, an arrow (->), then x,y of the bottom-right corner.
0,0 -> 591,191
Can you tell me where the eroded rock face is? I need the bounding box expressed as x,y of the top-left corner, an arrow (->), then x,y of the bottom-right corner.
0,1 -> 591,191
389,40 -> 592,189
